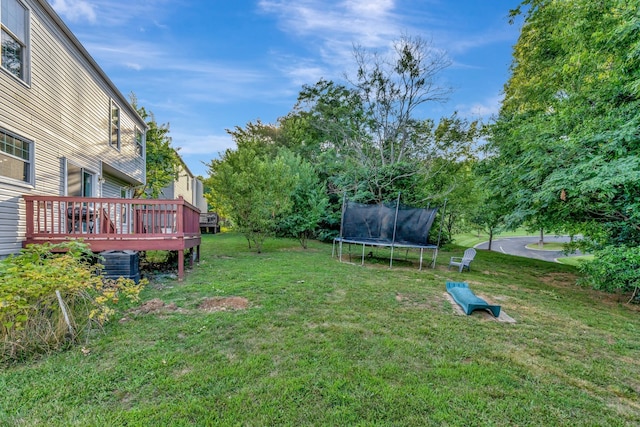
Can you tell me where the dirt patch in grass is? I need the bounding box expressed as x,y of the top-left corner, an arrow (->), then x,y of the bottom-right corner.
538,272 -> 579,286
127,297 -> 250,317
198,296 -> 249,312
130,298 -> 180,315
395,292 -> 443,309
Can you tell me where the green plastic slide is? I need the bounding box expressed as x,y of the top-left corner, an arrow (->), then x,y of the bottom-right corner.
446,282 -> 501,317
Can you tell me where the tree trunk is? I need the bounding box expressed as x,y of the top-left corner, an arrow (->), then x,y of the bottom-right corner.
538,228 -> 544,248
488,228 -> 494,251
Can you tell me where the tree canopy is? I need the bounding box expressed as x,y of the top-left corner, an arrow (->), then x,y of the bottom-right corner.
130,94 -> 181,198
488,0 -> 640,296
293,36 -> 481,204
490,0 -> 640,243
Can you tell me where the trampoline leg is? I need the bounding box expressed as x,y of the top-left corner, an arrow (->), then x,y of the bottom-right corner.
431,248 -> 438,268
332,239 -> 335,257
361,243 -> 365,265
339,241 -> 343,263
390,246 -> 394,269
419,248 -> 424,270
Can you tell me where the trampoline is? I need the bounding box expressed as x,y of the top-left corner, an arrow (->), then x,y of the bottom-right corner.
332,194 -> 445,269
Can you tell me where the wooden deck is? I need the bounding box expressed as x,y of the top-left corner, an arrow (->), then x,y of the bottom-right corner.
23,195 -> 201,280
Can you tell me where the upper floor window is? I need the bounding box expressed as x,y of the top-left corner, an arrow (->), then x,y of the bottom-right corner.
1,0 -> 28,82
134,126 -> 143,156
0,127 -> 32,183
110,101 -> 120,150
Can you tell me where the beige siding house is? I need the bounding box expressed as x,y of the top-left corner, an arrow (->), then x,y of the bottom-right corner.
159,152 -> 208,214
0,0 -> 146,257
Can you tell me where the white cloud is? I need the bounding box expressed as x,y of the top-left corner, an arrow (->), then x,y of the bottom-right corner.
456,94 -> 504,120
124,62 -> 143,71
49,0 -> 96,23
258,0 -> 402,61
173,133 -> 236,156
344,0 -> 395,17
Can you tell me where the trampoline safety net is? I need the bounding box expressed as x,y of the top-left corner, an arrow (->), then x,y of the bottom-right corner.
333,197 -> 443,270
341,201 -> 438,246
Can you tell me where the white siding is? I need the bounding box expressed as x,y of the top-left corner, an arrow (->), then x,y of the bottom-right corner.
0,185 -> 26,257
0,0 -> 147,255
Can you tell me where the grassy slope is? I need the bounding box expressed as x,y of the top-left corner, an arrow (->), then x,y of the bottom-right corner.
2,234 -> 639,426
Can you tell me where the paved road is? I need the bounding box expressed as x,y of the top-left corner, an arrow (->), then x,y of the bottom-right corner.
475,236 -> 582,263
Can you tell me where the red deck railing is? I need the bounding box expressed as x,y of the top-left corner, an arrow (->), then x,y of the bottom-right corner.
23,195 -> 201,280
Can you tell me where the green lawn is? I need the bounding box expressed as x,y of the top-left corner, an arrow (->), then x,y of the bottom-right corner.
2,233 -> 639,426
525,242 -> 566,251
556,255 -> 595,266
452,228 -> 535,248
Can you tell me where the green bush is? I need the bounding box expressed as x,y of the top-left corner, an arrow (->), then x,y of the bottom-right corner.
578,245 -> 640,303
0,241 -> 145,364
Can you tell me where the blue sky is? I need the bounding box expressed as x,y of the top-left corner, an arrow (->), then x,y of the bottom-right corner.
49,0 -> 522,177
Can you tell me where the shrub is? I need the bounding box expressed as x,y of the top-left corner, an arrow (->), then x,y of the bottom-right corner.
578,245 -> 640,303
0,241 -> 145,364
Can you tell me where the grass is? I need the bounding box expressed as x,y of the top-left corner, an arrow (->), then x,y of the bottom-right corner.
556,255 -> 595,266
2,233 -> 640,426
453,228 -> 535,248
525,242 -> 566,251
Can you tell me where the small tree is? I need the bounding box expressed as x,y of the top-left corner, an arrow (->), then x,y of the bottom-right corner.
206,140 -> 296,253
278,151 -> 328,248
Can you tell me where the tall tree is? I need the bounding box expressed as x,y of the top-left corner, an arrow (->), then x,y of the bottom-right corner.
490,0 -> 640,241
294,37 -> 480,205
488,0 -> 640,294
130,94 -> 181,198
350,35 -> 452,167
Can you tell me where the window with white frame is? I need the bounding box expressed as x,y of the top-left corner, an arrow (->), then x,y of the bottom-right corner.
134,126 -> 143,156
1,0 -> 28,82
110,100 -> 120,150
0,127 -> 32,183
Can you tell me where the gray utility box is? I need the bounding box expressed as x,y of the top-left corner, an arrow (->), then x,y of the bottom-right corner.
100,250 -> 140,283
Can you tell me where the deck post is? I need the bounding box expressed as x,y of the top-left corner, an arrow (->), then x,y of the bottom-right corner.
25,197 -> 34,237
178,250 -> 184,281
188,248 -> 194,268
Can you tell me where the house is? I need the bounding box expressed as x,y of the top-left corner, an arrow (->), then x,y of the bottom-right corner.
159,152 -> 219,234
159,151 -> 208,214
0,0 -> 200,279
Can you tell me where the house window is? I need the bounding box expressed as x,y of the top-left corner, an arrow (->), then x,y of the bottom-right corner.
110,101 -> 120,150
1,0 -> 28,81
0,127 -> 31,183
134,126 -> 143,156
